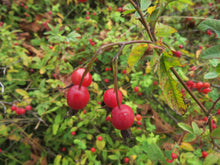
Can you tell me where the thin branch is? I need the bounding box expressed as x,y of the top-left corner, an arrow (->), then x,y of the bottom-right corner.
208,96 -> 220,114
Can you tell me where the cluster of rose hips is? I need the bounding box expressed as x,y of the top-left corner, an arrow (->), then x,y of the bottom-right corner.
89,39 -> 95,46
67,68 -> 92,110
11,105 -> 32,115
203,116 -> 218,130
186,80 -> 211,94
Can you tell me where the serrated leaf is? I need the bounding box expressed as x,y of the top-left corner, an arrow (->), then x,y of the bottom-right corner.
127,44 -> 148,73
15,89 -> 29,97
210,127 -> 220,139
158,54 -> 187,115
180,142 -> 194,151
183,133 -> 196,142
198,19 -> 220,38
54,155 -> 62,165
203,153 -> 219,165
200,45 -> 220,59
96,140 -> 105,151
140,0 -> 151,11
144,142 -> 166,163
204,71 -> 219,79
178,123 -> 193,133
155,23 -> 177,37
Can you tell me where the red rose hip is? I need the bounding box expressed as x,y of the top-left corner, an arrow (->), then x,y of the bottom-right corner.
67,85 -> 89,110
103,88 -> 123,108
111,104 -> 134,130
71,68 -> 92,87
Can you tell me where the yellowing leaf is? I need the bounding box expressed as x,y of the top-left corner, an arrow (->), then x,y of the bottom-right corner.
145,62 -> 151,73
107,20 -> 112,30
155,23 -> 177,37
56,13 -> 64,20
119,87 -> 127,97
180,142 -> 194,151
15,89 -> 29,97
57,18 -> 63,25
147,6 -> 156,15
9,134 -> 21,141
0,125 -> 8,136
54,155 -> 62,165
127,44 -> 149,73
96,140 -> 105,151
196,49 -> 202,59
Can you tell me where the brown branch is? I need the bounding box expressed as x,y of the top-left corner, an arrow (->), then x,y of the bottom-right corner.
208,95 -> 220,114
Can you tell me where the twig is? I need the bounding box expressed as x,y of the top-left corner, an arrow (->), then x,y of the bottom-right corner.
208,96 -> 220,114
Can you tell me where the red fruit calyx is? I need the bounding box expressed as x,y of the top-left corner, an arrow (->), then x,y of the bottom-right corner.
111,104 -> 134,130
71,68 -> 92,87
103,88 -> 123,108
67,85 -> 89,110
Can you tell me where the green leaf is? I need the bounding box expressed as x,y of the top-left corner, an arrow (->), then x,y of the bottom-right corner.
204,71 -> 219,79
108,155 -> 119,160
210,127 -> 220,139
15,89 -> 29,97
215,64 -> 220,75
54,155 -> 62,165
52,124 -> 59,135
203,153 -> 219,165
140,0 -> 151,11
158,54 -> 188,115
127,44 -> 148,73
178,123 -> 193,133
143,142 -> 166,163
200,45 -> 220,59
183,133 -> 197,142
96,140 -> 105,151
155,23 -> 177,37
192,122 -> 202,136
198,19 -> 220,38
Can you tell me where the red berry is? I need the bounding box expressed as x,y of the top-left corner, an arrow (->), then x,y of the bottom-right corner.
71,68 -> 92,87
186,80 -> 194,87
78,0 -> 88,2
108,6 -> 112,11
104,79 -> 109,83
203,82 -> 210,88
103,88 -> 123,108
122,70 -> 126,74
124,157 -> 129,163
118,7 -> 122,12
136,114 -> 142,121
136,127 -> 141,130
171,153 -> 178,159
24,5 -> 28,9
196,82 -> 203,90
49,46 -> 53,49
138,92 -> 142,96
153,81 -> 158,86
212,123 -> 216,129
105,67 -> 109,71
90,42 -> 95,46
208,3 -> 212,6
25,105 -> 32,111
108,67 -> 111,71
86,16 -> 90,20
86,11 -> 90,15
71,131 -> 76,136
62,147 -> 66,152
203,116 -> 208,122
134,86 -> 139,92
105,116 -> 111,122
83,109 -> 87,114
14,43 -> 19,46
202,151 -> 208,158
201,88 -> 211,94
172,50 -> 182,57
206,30 -> 213,36
91,147 -> 95,152
0,148 -> 1,153
11,105 -> 17,111
97,136 -> 103,141
48,11 -> 52,15
111,104 -> 134,130
137,121 -> 142,125
166,158 -> 174,163
67,85 -> 89,110
93,12 -> 96,16
179,45 -> 183,49
53,73 -> 56,78
190,66 -> 196,71
217,109 -> 220,115
16,108 -> 26,115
